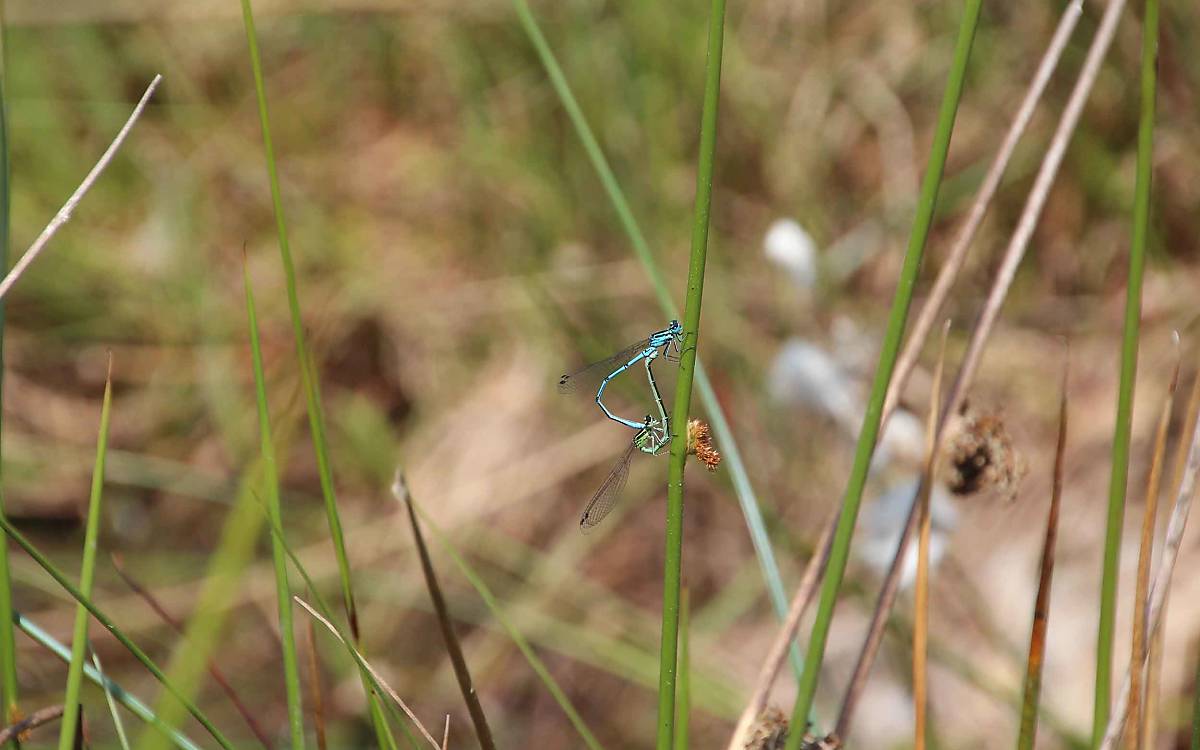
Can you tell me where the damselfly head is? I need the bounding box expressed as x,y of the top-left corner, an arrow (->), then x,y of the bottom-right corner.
668,319 -> 682,335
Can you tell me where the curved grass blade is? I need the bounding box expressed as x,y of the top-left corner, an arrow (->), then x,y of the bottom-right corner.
59,355 -> 113,750
559,339 -> 650,395
0,519 -> 234,750
580,439 -> 637,532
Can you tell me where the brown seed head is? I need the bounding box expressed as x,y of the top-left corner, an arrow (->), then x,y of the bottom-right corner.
686,418 -> 722,471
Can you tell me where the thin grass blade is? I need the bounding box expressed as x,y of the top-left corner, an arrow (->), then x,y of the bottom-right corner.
90,649 -> 131,750
400,485 -> 606,750
787,1 -> 984,741
0,519 -> 233,749
1125,348 -> 1178,749
110,556 -> 273,749
914,324 -> 949,750
510,0 -> 802,685
243,262 -> 306,748
1017,351 -> 1070,750
13,611 -> 202,750
59,355 -> 114,750
1094,0 -> 1160,738
398,472 -> 496,750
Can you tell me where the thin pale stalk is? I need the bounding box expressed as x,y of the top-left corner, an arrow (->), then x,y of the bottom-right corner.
725,508 -> 838,750
0,706 -> 64,745
1016,354 -> 1070,750
1141,590 -> 1164,750
785,2 -> 984,741
304,606 -> 327,750
1098,400 -> 1200,749
398,472 -> 496,750
0,519 -> 233,750
510,1 -> 801,683
914,325 -> 949,750
1095,0 -> 1157,738
90,650 -> 131,750
59,357 -> 114,750
401,489 -> 605,750
674,589 -> 691,750
883,0 -> 1083,423
243,264 -> 305,748
1126,355 -> 1177,750
0,76 -> 160,303
294,599 -> 440,750
13,611 -> 202,750
834,0 -> 1134,735
658,1 -> 725,745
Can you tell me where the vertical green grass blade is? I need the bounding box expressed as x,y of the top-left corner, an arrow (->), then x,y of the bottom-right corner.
238,0 -> 358,637
657,0 -> 725,745
510,0 -> 802,683
238,4 -> 394,744
58,358 -> 114,750
0,0 -> 16,738
784,1 -> 983,742
1093,0 -> 1157,742
673,589 -> 690,750
244,265 -> 306,749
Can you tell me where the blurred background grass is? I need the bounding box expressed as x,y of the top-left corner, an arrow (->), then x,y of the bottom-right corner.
3,0 -> 1200,747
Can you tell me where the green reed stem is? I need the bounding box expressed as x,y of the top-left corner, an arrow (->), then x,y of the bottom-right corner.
58,359 -> 113,750
673,589 -> 691,750
657,1 -> 724,746
1092,0 -> 1156,742
784,1 -> 983,742
510,0 -> 803,684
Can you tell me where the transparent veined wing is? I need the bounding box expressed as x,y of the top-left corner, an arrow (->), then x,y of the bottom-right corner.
579,439 -> 638,532
557,338 -> 651,395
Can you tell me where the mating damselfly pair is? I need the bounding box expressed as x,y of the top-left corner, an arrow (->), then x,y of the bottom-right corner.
559,320 -> 683,531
